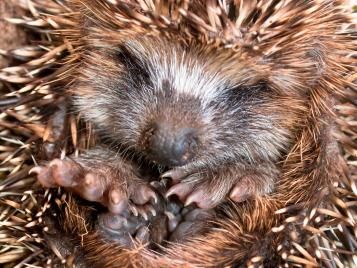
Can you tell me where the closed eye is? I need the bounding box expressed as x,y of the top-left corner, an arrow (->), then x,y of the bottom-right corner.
115,45 -> 151,85
227,81 -> 270,103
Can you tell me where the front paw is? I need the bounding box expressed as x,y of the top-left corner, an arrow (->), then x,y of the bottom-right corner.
162,167 -> 273,209
30,158 -> 158,216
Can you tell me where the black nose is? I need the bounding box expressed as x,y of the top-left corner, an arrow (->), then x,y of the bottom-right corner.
144,124 -> 198,166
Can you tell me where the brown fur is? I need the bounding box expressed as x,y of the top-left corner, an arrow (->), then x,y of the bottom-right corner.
0,0 -> 355,267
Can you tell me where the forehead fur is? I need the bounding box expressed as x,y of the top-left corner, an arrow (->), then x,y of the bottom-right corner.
70,0 -> 352,95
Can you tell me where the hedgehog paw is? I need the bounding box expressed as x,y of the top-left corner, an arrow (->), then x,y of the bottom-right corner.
168,207 -> 213,242
98,212 -> 150,247
163,167 -> 269,209
30,158 -> 159,215
98,200 -> 169,247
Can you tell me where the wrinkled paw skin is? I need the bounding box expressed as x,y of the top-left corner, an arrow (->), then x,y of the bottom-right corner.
98,211 -> 152,248
97,189 -> 170,248
163,167 -> 272,209
98,190 -> 213,247
168,207 -> 213,242
98,209 -> 171,248
30,158 -> 158,215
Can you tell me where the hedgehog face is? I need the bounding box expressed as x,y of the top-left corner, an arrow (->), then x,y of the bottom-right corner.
75,36 -> 300,168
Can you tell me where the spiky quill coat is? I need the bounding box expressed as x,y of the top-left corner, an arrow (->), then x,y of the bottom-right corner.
0,0 -> 356,267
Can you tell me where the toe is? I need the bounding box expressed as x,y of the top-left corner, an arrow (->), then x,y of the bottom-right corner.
136,207 -> 149,221
131,185 -> 158,205
30,166 -> 56,188
165,211 -> 181,232
184,208 -> 212,221
79,173 -> 106,202
107,188 -> 128,214
99,212 -> 142,235
229,180 -> 251,203
49,159 -> 81,187
100,213 -> 128,230
169,221 -> 195,242
135,226 -> 150,243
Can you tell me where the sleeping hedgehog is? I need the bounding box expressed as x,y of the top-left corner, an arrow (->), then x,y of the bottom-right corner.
0,0 -> 355,267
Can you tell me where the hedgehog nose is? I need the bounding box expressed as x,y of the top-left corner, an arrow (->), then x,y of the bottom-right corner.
145,124 -> 198,167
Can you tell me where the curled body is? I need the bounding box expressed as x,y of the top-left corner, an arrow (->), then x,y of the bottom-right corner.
24,0 -> 354,267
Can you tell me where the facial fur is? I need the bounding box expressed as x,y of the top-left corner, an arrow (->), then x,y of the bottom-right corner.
74,36 -> 303,169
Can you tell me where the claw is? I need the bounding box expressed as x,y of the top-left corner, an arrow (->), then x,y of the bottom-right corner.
161,170 -> 174,179
132,186 -> 158,205
150,192 -> 158,204
29,166 -> 41,175
184,197 -> 195,207
185,189 -> 216,209
138,207 -> 149,221
146,205 -> 157,217
131,206 -> 139,217
161,169 -> 186,183
150,180 -> 167,192
150,181 -> 162,189
166,183 -> 192,202
164,211 -> 175,220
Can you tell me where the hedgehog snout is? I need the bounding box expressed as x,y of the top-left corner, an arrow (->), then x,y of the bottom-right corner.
142,123 -> 199,167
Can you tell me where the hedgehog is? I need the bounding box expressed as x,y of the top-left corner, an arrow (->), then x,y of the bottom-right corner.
0,0 -> 356,267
